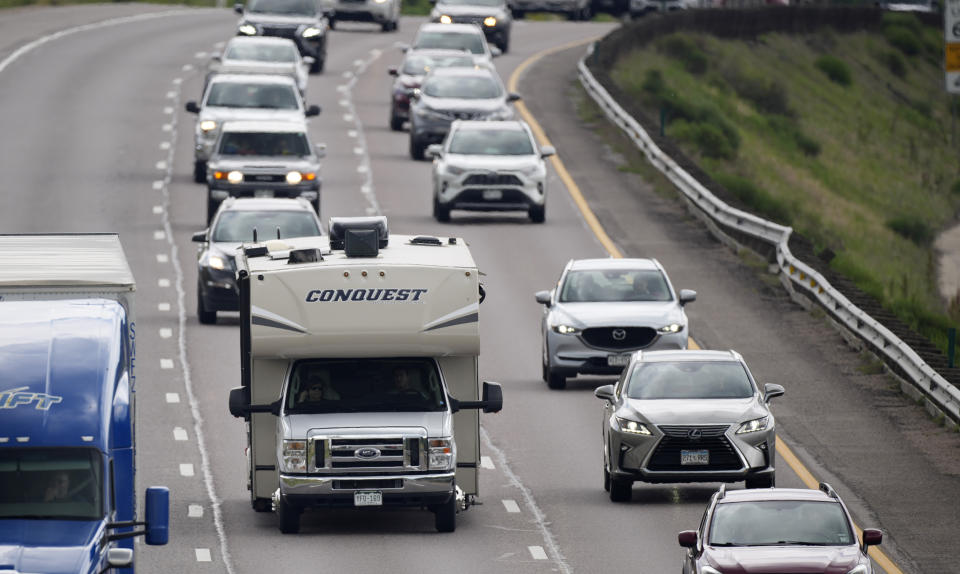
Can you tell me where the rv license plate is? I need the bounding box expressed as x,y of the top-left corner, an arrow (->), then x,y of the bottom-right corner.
253,189 -> 274,198
354,491 -> 383,506
607,354 -> 631,367
681,450 -> 709,465
482,190 -> 503,201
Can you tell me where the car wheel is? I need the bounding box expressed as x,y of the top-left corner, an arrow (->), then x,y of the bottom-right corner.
433,194 -> 451,222
513,9 -> 526,18
206,195 -> 219,224
603,466 -> 611,492
609,477 -> 632,502
390,107 -> 404,131
328,17 -> 336,30
311,195 -> 321,216
410,135 -> 426,160
529,204 -> 545,223
193,159 -> 206,184
433,490 -> 457,533
745,473 -> 775,489
547,370 -> 566,390
498,35 -> 509,54
277,495 -> 301,534
310,51 -> 324,74
197,284 -> 216,325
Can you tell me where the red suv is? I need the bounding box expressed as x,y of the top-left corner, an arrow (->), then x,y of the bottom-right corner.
678,483 -> 883,574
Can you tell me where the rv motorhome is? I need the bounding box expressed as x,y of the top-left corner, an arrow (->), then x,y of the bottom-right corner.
228,217 -> 502,533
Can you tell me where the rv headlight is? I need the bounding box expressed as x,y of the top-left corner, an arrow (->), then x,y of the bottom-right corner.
302,26 -> 322,38
428,438 -> 454,470
199,120 -> 217,132
737,416 -> 769,434
615,417 -> 651,435
238,23 -> 257,35
281,440 -> 307,473
439,14 -> 453,23
227,171 -> 244,184
658,323 -> 683,334
286,171 -> 303,184
483,16 -> 497,26
207,254 -> 227,270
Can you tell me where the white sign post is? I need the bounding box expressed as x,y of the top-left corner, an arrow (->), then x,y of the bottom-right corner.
947,0 -> 960,93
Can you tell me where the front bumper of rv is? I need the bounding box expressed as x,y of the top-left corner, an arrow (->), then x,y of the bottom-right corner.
279,472 -> 455,508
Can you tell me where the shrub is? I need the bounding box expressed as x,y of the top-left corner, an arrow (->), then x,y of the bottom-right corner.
641,69 -> 666,98
815,55 -> 852,86
884,25 -> 921,56
655,34 -> 709,75
887,215 -> 934,245
882,12 -> 923,36
766,116 -> 821,157
881,50 -> 907,78
671,121 -> 737,160
713,172 -> 793,225
952,180 -> 960,195
732,74 -> 793,116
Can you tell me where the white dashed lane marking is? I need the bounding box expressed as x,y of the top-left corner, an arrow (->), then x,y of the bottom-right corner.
160,141 -> 171,150
529,546 -> 548,560
153,180 -> 164,190
165,393 -> 180,403
158,302 -> 171,312
195,548 -> 212,562
189,504 -> 204,518
153,230 -> 166,240
180,463 -> 195,477
153,205 -> 164,214
159,328 -> 173,339
481,456 -> 494,469
158,278 -> 171,287
160,359 -> 174,369
173,427 -> 189,441
502,499 -> 521,513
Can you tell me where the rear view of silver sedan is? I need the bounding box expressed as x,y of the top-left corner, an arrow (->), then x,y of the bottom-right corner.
594,350 -> 784,502
536,258 -> 696,389
427,120 -> 554,222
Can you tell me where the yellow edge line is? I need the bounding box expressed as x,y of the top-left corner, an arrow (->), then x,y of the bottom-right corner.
509,41 -> 904,574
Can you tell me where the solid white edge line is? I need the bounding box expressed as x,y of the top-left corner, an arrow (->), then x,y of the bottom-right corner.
481,428 -> 571,574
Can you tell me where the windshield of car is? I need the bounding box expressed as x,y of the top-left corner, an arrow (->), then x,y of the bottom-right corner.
423,75 -> 501,99
248,0 -> 317,15
285,358 -> 448,414
448,128 -> 534,155
414,31 -> 485,55
559,269 -> 672,303
709,501 -> 855,547
206,83 -> 299,110
0,448 -> 103,520
225,43 -> 298,63
217,131 -> 311,156
212,210 -> 321,242
626,361 -> 754,399
402,53 -> 475,75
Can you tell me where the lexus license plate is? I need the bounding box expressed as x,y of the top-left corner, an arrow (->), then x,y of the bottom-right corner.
680,450 -> 709,465
607,354 -> 631,367
354,490 -> 382,506
482,189 -> 503,201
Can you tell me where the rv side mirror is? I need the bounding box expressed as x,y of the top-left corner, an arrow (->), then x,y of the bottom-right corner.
678,289 -> 697,306
144,487 -> 170,546
191,230 -> 208,243
229,386 -> 248,418
763,383 -> 785,403
534,290 -> 552,306
107,548 -> 133,568
480,381 -> 502,413
594,384 -> 614,402
678,530 -> 698,548
269,399 -> 282,416
306,104 -> 321,117
185,101 -> 200,114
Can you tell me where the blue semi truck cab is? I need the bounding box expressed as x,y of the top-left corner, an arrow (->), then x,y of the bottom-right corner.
0,235 -> 169,573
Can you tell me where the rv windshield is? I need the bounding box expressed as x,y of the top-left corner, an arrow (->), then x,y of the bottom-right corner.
286,358 -> 447,413
0,448 -> 103,520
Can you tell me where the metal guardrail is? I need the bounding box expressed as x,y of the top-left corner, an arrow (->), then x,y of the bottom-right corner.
577,44 -> 960,425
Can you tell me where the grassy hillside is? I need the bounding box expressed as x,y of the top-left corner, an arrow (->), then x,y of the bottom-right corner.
609,13 -> 960,354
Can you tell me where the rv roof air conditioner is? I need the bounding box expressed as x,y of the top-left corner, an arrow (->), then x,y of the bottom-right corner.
328,216 -> 389,256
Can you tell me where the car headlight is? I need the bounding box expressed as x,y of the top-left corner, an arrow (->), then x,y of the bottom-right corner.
281,440 -> 307,473
286,171 -> 303,184
439,14 -> 452,23
615,417 -> 652,435
442,164 -> 466,176
199,120 -> 217,132
551,324 -> 580,335
516,164 -> 543,176
428,438 -> 454,470
483,16 -> 497,26
238,23 -> 257,35
658,323 -> 683,334
227,171 -> 244,184
845,566 -> 869,574
302,26 -> 322,38
207,254 -> 227,270
416,106 -> 449,121
374,0 -> 388,4
737,416 -> 769,434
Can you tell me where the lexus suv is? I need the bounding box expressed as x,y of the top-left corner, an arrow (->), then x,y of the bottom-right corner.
678,483 -> 883,574
535,258 -> 696,389
235,0 -> 329,73
595,350 -> 784,502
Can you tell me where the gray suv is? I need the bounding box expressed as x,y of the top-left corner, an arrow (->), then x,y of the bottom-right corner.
595,350 -> 785,502
235,0 -> 329,73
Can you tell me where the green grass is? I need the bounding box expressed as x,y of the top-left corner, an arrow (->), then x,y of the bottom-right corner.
608,24 -> 960,357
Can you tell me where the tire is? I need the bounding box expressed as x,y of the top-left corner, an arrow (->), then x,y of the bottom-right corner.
193,159 -> 206,184
327,17 -> 336,30
609,477 -> 632,502
434,492 -> 457,533
547,370 -> 566,390
206,195 -> 219,224
390,107 -> 404,131
433,195 -> 451,222
311,195 -> 321,216
197,283 -> 217,325
409,135 -> 426,160
497,34 -> 510,54
603,467 -> 611,492
529,204 -> 545,223
310,48 -> 324,74
277,495 -> 301,534
512,9 -> 526,18
252,497 -> 272,512
745,473 -> 775,489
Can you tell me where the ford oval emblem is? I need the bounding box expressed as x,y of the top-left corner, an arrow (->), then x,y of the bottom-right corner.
612,328 -> 627,341
355,447 -> 381,460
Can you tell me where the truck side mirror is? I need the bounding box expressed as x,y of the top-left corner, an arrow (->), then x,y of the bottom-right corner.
763,383 -> 785,403
534,290 -> 552,306
678,289 -> 697,306
144,486 -> 170,546
107,549 -> 133,568
594,384 -> 614,401
306,104 -> 321,117
185,101 -> 200,114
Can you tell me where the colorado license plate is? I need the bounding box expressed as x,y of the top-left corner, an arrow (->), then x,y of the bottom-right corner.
253,189 -> 274,197
681,450 -> 709,465
482,190 -> 503,200
607,354 -> 631,366
354,491 -> 383,506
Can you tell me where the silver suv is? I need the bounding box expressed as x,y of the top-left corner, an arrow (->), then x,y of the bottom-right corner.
595,350 -> 785,502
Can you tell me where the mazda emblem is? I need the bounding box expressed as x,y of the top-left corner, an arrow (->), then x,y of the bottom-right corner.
612,328 -> 627,341
687,428 -> 703,440
355,447 -> 381,459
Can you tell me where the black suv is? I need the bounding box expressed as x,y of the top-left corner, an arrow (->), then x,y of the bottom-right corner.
235,0 -> 329,74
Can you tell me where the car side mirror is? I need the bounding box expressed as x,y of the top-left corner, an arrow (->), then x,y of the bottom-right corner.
191,231 -> 208,243
862,528 -> 882,549
303,56 -> 316,66
234,2 -> 244,14
594,384 -> 615,401
315,143 -> 327,159
677,530 -> 698,548
185,101 -> 200,114
506,92 -> 521,102
490,46 -> 502,58
678,289 -> 697,306
398,43 -> 411,53
306,104 -> 321,117
388,66 -> 399,76
534,290 -> 552,305
763,383 -> 785,403
426,144 -> 443,159
540,145 -> 555,158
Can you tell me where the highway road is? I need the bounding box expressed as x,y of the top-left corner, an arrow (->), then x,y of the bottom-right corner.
1,5 -> 959,573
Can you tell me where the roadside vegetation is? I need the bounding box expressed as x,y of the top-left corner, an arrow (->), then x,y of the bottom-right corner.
0,0 -> 216,7
608,14 -> 960,355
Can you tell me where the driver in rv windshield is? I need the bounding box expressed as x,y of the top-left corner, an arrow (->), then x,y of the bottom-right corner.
297,373 -> 339,404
